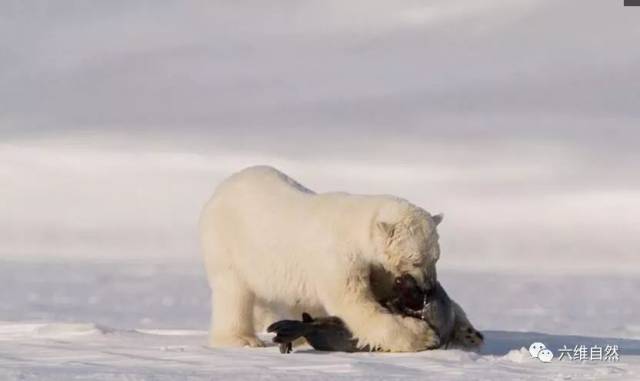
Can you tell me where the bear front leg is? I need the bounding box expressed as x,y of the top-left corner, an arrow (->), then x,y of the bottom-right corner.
321,277 -> 439,352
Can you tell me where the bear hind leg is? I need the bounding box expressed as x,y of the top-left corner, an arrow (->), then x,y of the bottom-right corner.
209,273 -> 264,348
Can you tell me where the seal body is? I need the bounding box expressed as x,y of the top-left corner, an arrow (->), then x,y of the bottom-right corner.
268,279 -> 461,352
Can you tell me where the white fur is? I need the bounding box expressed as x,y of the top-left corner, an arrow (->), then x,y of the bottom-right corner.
200,166 -> 443,352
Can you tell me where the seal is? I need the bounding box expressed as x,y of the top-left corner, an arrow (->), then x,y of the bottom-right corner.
267,276 -> 469,353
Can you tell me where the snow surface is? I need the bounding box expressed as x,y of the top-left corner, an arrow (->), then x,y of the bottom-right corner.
1,261 -> 639,380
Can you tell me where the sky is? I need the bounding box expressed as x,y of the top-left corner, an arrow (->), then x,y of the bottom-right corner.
1,0 -> 639,272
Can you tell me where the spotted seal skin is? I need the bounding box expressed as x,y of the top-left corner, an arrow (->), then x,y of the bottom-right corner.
267,276 -> 482,353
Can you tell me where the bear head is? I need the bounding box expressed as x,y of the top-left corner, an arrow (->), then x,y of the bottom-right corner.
375,204 -> 443,291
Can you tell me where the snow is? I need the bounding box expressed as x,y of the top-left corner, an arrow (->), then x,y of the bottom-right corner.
1,261 -> 639,380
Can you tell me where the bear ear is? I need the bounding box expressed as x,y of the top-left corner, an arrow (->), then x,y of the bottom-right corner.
432,213 -> 444,226
302,312 -> 313,322
377,222 -> 396,239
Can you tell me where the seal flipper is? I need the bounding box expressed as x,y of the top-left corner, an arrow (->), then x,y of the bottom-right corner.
269,313 -> 359,353
267,319 -> 311,344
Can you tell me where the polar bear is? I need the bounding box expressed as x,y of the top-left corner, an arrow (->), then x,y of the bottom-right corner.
200,166 -> 445,352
